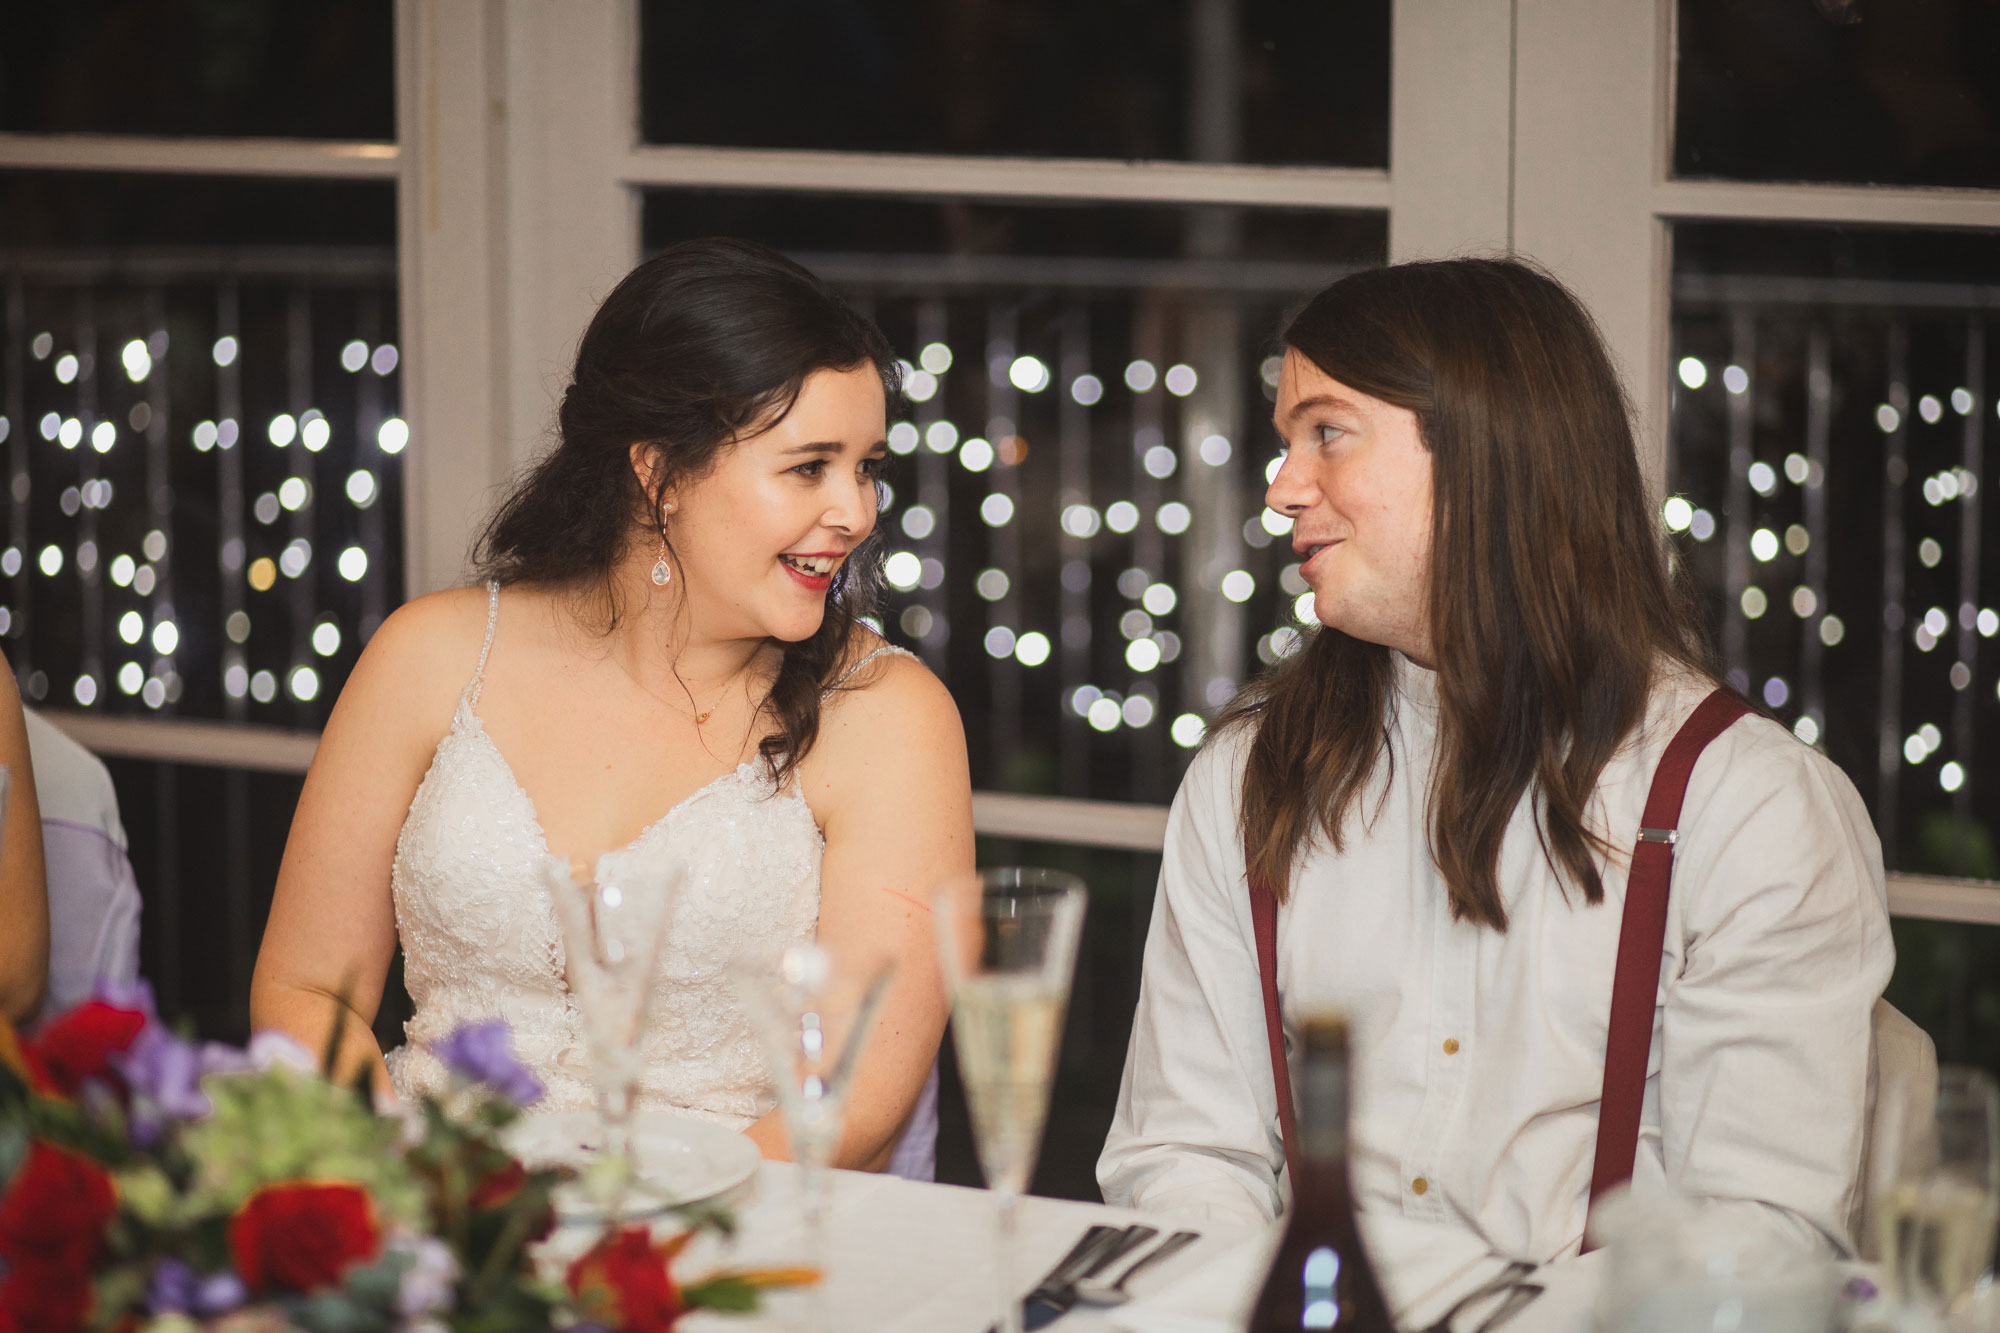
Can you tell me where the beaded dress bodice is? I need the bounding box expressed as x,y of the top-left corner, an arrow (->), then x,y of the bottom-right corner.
383,583 -> 873,1130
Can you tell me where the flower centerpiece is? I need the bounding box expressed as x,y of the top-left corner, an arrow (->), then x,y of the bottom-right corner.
0,986 -> 808,1332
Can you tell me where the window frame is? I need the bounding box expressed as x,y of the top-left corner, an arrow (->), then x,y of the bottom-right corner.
1,0 -> 1996,925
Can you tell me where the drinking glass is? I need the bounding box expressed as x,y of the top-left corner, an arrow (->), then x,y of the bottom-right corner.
731,940 -> 896,1306
934,867 -> 1087,1333
540,853 -> 687,1216
1873,1065 -> 2000,1317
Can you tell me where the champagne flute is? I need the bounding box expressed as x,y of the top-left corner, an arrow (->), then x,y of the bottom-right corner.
935,867 -> 1087,1333
541,852 -> 686,1217
730,940 -> 895,1312
1873,1064 -> 2000,1316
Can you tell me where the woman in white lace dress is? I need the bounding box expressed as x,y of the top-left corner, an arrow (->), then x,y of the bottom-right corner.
250,238 -> 970,1173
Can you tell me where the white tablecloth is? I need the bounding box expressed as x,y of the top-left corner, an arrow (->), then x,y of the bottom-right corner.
567,1162 -> 1603,1333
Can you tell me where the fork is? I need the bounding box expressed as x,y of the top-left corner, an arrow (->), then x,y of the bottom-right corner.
1069,1229 -> 1204,1306
1420,1260 -> 1544,1333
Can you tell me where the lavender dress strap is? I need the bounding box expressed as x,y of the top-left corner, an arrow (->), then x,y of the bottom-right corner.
885,1061 -> 940,1181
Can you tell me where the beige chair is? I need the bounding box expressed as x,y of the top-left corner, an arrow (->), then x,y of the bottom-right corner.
1850,999 -> 1939,1259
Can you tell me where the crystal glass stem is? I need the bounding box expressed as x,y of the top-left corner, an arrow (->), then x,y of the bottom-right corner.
994,1185 -> 1024,1333
591,1082 -> 638,1219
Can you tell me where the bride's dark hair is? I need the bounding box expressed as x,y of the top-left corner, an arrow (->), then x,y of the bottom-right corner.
476,236 -> 901,783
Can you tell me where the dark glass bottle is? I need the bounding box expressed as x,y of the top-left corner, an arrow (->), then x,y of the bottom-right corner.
1249,1014 -> 1395,1332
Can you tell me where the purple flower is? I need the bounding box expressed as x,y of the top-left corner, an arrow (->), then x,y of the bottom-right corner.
147,1260 -> 242,1316
113,1028 -> 209,1146
148,1257 -> 197,1313
393,1235 -> 459,1317
116,1027 -> 210,1118
244,1029 -> 315,1072
431,1021 -> 544,1105
95,976 -> 158,1019
195,1270 -> 247,1315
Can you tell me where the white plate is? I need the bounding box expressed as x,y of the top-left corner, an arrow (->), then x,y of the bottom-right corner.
504,1108 -> 761,1214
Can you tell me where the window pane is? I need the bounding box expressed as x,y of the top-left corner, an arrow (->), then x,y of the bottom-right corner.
1675,0 -> 2000,189
0,1 -> 394,140
1669,221 -> 2000,877
639,0 -> 1389,167
2,174 -> 401,729
647,190 -> 1385,804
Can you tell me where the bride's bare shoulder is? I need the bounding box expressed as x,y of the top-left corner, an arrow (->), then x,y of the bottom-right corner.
334,584 -> 503,734
818,627 -> 960,748
363,584 -> 496,673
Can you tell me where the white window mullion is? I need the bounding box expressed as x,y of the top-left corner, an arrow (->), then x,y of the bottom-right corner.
1387,0 -> 1514,263
393,0 -> 635,599
622,143 -> 1390,212
1509,0 -> 1676,494
0,132 -> 396,179
395,0 -> 509,598
1655,177 -> 2000,231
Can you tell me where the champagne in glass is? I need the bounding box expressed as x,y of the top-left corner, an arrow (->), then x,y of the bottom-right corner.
935,867 -> 1087,1333
1873,1065 -> 2000,1316
541,852 -> 686,1215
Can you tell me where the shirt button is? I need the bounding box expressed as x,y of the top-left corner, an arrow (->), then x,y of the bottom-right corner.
1442,1038 -> 1460,1055
1412,1177 -> 1428,1196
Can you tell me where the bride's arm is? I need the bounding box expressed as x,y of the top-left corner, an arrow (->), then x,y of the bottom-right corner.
249,590 -> 484,1091
776,649 -> 970,1171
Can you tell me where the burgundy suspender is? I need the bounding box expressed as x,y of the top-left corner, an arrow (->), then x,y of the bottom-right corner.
1249,877 -> 1304,1192
1582,688 -> 1749,1236
1245,687 -> 1748,1239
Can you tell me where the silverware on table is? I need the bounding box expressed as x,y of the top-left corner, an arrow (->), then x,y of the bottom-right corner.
1068,1229 -> 1203,1307
986,1225 -> 1119,1333
1020,1225 -> 1159,1330
1419,1260 -> 1545,1333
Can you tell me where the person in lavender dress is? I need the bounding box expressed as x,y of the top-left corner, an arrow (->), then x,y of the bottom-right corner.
0,647 -> 48,1024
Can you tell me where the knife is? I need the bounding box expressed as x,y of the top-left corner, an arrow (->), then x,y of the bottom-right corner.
1021,1224 -> 1159,1330
987,1225 -> 1121,1333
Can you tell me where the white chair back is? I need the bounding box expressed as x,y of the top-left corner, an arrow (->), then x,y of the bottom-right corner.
1851,998 -> 1938,1259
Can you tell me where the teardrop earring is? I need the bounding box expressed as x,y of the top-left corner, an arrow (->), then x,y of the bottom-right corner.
651,499 -> 678,587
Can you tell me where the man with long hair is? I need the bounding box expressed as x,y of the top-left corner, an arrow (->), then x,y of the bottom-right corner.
1099,259 -> 1891,1320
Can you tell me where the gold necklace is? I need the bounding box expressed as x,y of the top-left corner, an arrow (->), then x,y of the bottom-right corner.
662,661 -> 764,727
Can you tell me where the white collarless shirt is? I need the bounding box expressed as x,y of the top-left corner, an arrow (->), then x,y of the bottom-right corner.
1098,659 -> 1893,1319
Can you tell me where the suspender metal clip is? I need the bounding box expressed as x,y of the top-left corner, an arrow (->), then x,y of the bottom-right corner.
1637,826 -> 1678,845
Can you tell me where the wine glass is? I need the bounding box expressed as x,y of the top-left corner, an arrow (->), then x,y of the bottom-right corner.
540,852 -> 687,1216
730,940 -> 896,1306
1872,1064 -> 2000,1317
934,867 -> 1087,1333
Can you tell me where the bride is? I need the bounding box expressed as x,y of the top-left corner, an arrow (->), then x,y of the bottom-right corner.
250,238 -> 970,1172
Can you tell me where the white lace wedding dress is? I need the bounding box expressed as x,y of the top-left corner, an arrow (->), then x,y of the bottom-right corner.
384,582 -> 917,1142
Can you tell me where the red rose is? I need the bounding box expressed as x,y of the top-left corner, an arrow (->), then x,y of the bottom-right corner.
566,1227 -> 688,1333
228,1182 -> 383,1294
0,1259 -> 93,1333
0,1141 -> 116,1269
469,1158 -> 526,1211
0,1142 -> 114,1333
30,1001 -> 146,1097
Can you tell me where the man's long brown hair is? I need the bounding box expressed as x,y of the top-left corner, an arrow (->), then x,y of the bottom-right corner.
1221,259 -> 1715,930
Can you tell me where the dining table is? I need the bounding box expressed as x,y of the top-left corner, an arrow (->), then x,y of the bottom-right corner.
587,1160 -> 1608,1333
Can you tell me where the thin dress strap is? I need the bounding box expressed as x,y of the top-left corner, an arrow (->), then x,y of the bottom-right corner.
465,580 -> 501,709
822,642 -> 912,698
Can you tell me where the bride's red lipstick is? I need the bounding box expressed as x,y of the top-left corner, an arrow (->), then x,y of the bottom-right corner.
779,552 -> 841,592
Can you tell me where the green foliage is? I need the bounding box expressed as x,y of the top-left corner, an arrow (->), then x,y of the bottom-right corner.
178,1065 -> 425,1228
681,1275 -> 762,1312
